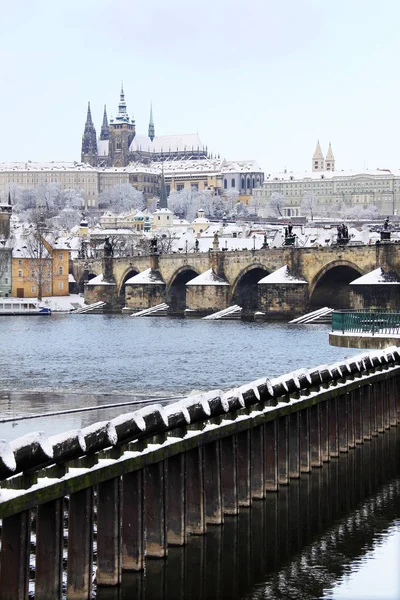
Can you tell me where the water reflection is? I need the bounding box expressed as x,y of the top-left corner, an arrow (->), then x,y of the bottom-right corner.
96,428 -> 400,600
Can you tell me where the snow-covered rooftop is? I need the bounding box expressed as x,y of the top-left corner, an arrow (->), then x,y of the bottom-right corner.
186,269 -> 229,286
129,133 -> 206,154
125,268 -> 165,285
350,267 -> 400,285
258,265 -> 308,285
0,161 -> 96,172
264,168 -> 400,183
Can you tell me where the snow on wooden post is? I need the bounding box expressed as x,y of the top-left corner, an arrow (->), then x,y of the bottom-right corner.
82,421 -> 118,454
49,429 -> 86,463
0,440 -> 16,479
10,431 -> 53,474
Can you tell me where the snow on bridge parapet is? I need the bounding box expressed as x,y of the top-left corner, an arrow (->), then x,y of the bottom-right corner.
0,347 -> 399,485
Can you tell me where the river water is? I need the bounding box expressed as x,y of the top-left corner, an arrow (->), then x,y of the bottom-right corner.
0,315 -> 399,599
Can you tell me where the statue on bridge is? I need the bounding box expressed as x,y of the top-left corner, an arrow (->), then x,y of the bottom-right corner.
150,236 -> 158,254
104,237 -> 113,257
283,222 -> 296,246
336,223 -> 349,245
381,217 -> 391,242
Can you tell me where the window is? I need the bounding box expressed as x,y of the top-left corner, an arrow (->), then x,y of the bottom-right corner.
224,178 -> 227,189
177,184 -> 184,191
59,267 -> 63,275
5,278 -> 8,284
31,286 -> 36,293
241,177 -> 245,189
59,253 -> 63,260
231,178 -> 235,188
247,177 -> 251,189
59,281 -> 64,290
18,259 -> 22,266
18,270 -> 22,278
46,286 -> 51,293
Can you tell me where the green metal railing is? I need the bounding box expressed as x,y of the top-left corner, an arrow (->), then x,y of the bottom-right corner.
332,310 -> 400,335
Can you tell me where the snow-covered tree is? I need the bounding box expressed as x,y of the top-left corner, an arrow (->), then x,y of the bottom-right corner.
268,192 -> 285,217
55,208 -> 82,231
301,191 -> 318,221
98,184 -> 145,213
59,188 -> 84,210
344,204 -> 380,219
233,201 -> 249,217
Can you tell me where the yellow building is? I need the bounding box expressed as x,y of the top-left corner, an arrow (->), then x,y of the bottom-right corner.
12,236 -> 69,298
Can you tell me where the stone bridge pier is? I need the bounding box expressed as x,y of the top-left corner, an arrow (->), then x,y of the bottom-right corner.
72,242 -> 400,317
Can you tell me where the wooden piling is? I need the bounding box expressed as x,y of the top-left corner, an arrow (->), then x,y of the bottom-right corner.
309,404 -> 322,467
35,499 -> 63,599
0,510 -> 30,600
236,430 -> 251,506
144,462 -> 167,558
122,470 -> 144,571
250,425 -> 265,498
67,488 -> 94,599
97,477 -> 121,586
288,412 -> 300,478
204,441 -> 223,524
278,415 -> 290,483
299,409 -> 311,472
166,454 -> 186,543
264,420 -> 278,491
220,435 -> 238,515
185,448 -> 205,534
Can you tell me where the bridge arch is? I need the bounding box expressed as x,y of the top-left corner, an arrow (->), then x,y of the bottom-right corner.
230,263 -> 271,312
118,266 -> 142,307
310,260 -> 364,309
167,266 -> 200,315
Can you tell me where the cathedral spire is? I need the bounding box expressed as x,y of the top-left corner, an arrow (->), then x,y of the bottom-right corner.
159,162 -> 168,209
81,101 -> 97,166
148,102 -> 155,142
100,105 -> 110,140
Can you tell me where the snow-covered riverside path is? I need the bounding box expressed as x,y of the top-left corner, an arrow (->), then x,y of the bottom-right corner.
0,315 -> 361,441
0,345 -> 399,599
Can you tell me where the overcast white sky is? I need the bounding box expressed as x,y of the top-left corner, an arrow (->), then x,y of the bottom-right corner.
1,0 -> 400,174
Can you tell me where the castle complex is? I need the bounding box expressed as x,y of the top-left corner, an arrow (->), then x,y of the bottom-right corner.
81,85 -> 208,167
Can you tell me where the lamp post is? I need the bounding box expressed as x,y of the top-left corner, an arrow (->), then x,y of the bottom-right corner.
252,234 -> 256,253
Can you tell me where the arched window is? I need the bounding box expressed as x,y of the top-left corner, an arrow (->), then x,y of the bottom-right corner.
116,138 -> 121,151
246,177 -> 250,189
252,177 -> 255,187
59,267 -> 63,275
224,178 -> 227,189
231,178 -> 235,188
241,177 -> 245,190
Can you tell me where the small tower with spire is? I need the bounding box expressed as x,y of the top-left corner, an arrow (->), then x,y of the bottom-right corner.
159,163 -> 168,209
109,83 -> 136,167
325,142 -> 335,171
81,102 -> 98,166
312,140 -> 325,172
148,103 -> 155,142
100,105 -> 110,140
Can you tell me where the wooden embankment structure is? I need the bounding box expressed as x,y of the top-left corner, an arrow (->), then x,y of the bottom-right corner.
0,347 -> 399,598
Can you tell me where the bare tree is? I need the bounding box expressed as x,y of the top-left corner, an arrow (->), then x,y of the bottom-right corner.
268,192 -> 285,217
24,211 -> 53,301
301,191 -> 318,221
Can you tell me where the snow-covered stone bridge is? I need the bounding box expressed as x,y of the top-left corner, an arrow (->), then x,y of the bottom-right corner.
71,242 -> 400,315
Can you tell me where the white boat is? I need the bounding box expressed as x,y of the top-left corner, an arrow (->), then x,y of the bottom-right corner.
0,299 -> 51,315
